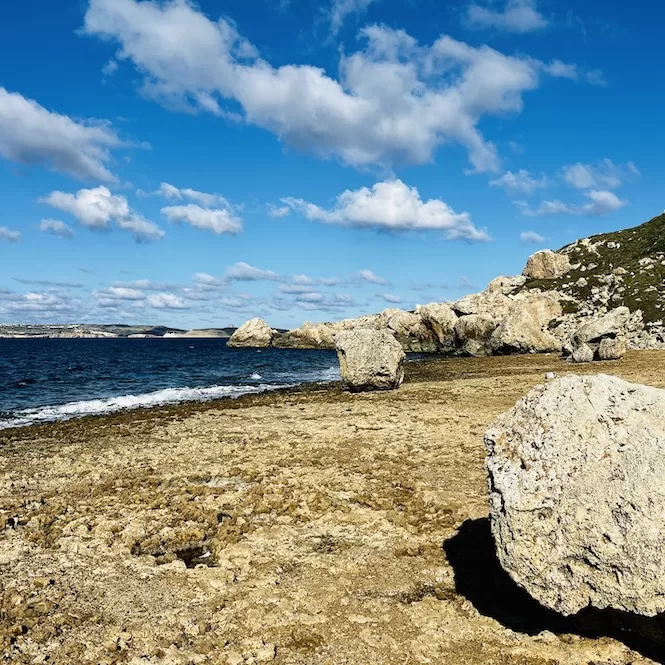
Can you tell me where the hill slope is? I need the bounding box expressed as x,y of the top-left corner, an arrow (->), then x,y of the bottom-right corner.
520,213 -> 665,327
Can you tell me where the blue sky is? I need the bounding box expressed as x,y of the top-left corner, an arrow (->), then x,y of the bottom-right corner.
0,0 -> 663,329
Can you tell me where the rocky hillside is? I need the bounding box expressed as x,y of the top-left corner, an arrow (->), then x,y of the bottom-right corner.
229,212 -> 665,356
518,212 -> 665,332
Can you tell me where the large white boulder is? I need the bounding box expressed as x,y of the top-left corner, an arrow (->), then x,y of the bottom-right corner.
227,318 -> 274,348
335,329 -> 405,392
572,306 -> 631,345
486,375 -> 665,617
522,250 -> 572,280
490,293 -> 562,354
598,336 -> 627,360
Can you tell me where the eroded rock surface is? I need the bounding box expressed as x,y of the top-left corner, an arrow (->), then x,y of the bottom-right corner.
486,374 -> 665,617
522,250 -> 572,280
335,329 -> 405,391
227,318 -> 275,348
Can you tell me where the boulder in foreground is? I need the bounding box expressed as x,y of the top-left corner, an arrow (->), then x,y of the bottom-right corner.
227,318 -> 274,348
335,329 -> 405,392
486,374 -> 665,617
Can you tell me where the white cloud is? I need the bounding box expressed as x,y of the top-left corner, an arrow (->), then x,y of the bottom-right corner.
358,269 -> 388,285
282,179 -> 489,241
224,262 -> 280,282
0,290 -> 80,320
330,0 -> 376,34
161,204 -> 242,235
518,190 -> 627,217
0,226 -> 21,242
279,283 -> 317,294
380,293 -> 402,304
490,169 -> 548,195
0,86 -> 124,182
102,59 -> 119,76
116,215 -> 165,242
147,293 -> 190,310
39,219 -> 75,239
42,186 -> 128,229
561,159 -> 638,190
42,186 -> 164,242
267,204 -> 290,218
520,230 -> 545,244
296,292 -> 324,303
154,182 -> 231,208
82,0 -> 581,173
194,272 -> 223,287
465,0 -> 548,33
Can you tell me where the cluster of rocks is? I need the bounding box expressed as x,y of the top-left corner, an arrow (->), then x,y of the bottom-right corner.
486,374 -> 665,626
229,239 -> 665,364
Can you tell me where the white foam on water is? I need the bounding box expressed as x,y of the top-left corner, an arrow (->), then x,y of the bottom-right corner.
0,383 -> 291,430
250,373 -> 262,380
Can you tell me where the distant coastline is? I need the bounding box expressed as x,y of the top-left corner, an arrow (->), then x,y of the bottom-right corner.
0,324 -> 238,339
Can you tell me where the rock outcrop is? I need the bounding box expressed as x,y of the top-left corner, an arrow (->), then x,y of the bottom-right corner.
227,318 -> 275,348
490,293 -> 562,355
486,375 -> 665,617
572,307 -> 631,346
522,250 -> 572,280
414,303 -> 457,352
454,315 -> 498,357
335,329 -> 405,392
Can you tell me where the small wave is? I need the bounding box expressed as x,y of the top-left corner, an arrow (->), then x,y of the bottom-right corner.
0,383 -> 291,430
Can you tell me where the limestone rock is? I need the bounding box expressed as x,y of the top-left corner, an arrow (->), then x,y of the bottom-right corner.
416,303 -> 458,352
384,310 -> 438,353
454,315 -> 498,357
572,307 -> 630,345
490,294 -> 562,354
227,318 -> 274,348
570,343 -> 594,363
522,250 -> 572,280
486,275 -> 527,295
486,374 -> 665,617
597,336 -> 627,361
452,291 -> 513,321
335,329 -> 405,392
275,322 -> 337,349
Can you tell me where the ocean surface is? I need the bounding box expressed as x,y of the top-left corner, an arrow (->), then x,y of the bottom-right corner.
0,338 -> 341,429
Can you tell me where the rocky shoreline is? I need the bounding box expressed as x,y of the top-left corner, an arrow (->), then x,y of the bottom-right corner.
3,352 -> 665,664
230,214 -> 665,359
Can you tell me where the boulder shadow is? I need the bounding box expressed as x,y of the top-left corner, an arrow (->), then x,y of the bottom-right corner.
444,518 -> 665,663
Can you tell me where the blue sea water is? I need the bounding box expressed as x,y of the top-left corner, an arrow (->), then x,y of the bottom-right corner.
0,338 -> 341,429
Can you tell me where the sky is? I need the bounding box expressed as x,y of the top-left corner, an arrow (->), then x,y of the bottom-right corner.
1,0 -> 663,330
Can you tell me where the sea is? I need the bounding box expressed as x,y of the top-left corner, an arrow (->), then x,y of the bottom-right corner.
0,338 -> 341,430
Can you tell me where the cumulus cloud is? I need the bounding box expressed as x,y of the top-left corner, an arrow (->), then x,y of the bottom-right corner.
561,159 -> 639,190
520,230 -> 545,244
39,219 -> 75,239
224,262 -> 280,282
282,179 -> 489,241
161,204 -> 242,235
0,86 -> 125,182
329,0 -> 376,34
465,0 -> 548,33
358,269 -> 388,285
0,226 -> 21,242
490,169 -> 548,194
0,290 -> 80,320
379,293 -> 402,304
518,190 -> 627,217
81,0 -> 582,173
41,186 -> 164,242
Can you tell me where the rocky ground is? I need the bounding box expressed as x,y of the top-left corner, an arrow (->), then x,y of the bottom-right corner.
2,353 -> 665,664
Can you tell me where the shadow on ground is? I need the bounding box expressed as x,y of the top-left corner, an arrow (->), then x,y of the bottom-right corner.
444,518 -> 665,663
